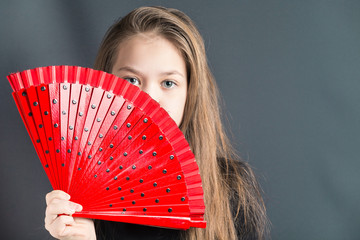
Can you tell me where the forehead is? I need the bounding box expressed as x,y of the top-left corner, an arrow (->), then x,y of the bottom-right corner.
112,33 -> 186,75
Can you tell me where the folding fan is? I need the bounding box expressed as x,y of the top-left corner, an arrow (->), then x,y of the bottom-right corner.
7,65 -> 206,230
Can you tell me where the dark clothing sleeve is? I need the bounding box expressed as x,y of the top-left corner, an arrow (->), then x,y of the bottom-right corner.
224,159 -> 261,240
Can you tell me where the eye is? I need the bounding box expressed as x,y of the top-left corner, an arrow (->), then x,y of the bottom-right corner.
161,80 -> 176,89
124,77 -> 140,86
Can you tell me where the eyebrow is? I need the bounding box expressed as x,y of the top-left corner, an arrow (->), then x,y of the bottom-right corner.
117,66 -> 185,79
117,66 -> 142,76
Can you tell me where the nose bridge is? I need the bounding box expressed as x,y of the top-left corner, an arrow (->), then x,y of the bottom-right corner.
142,80 -> 160,103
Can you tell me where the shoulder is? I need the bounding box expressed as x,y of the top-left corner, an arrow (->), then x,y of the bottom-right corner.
217,157 -> 256,186
217,157 -> 268,240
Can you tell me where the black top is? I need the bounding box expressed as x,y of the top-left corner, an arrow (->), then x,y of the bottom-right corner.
95,159 -> 258,240
95,220 -> 182,240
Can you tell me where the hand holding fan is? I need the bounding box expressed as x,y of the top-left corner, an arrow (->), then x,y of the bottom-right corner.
7,65 -> 206,230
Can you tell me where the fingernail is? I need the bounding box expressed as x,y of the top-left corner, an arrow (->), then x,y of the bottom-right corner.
75,204 -> 83,212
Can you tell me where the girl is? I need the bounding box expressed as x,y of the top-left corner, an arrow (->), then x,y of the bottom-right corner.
44,6 -> 268,240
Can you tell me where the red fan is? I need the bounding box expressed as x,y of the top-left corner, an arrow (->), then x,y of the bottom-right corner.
7,65 -> 206,230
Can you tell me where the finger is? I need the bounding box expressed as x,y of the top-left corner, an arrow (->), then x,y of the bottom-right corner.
48,215 -> 75,238
60,218 -> 95,238
59,225 -> 84,238
46,190 -> 70,205
45,199 -> 83,223
46,199 -> 83,215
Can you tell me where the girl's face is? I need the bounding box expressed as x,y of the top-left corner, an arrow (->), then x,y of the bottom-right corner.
111,33 -> 187,126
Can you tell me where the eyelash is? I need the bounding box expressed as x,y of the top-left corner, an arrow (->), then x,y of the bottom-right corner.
123,77 -> 177,89
161,80 -> 176,89
124,77 -> 140,86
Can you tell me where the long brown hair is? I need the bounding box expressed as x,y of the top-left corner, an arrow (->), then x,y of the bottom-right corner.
94,6 -> 268,240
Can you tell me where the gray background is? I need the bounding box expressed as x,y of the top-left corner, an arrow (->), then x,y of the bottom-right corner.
1,0 -> 359,239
